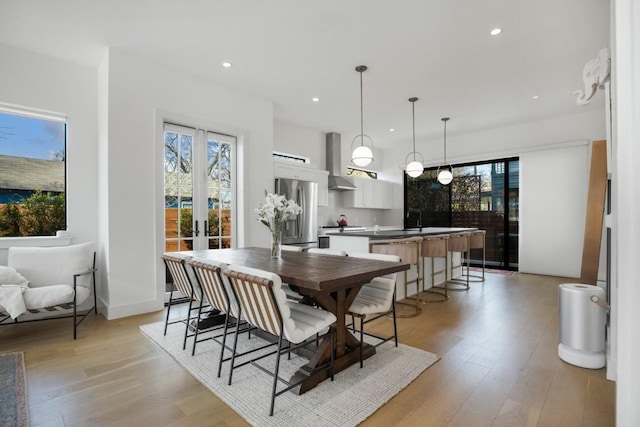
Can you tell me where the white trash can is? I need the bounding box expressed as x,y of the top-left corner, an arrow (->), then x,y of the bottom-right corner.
558,283 -> 606,369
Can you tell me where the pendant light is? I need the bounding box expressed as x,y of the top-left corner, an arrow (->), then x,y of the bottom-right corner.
351,65 -> 374,167
405,97 -> 424,178
437,117 -> 453,185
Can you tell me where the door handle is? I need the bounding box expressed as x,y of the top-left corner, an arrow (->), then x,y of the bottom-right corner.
194,220 -> 200,237
204,220 -> 209,236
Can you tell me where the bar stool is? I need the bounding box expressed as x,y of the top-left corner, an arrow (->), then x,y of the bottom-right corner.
463,230 -> 486,282
369,236 -> 423,318
447,232 -> 471,290
418,234 -> 450,302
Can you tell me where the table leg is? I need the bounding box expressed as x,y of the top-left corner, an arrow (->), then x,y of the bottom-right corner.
291,286 -> 376,394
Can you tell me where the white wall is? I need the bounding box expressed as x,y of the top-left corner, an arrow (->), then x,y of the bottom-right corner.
519,143 -> 589,276
274,120 -> 325,169
0,44 -> 99,257
0,46 -> 100,311
613,0 -> 640,423
99,49 -> 274,319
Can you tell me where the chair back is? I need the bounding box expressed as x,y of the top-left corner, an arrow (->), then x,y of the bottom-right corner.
162,254 -> 197,300
468,230 -> 486,249
369,236 -> 422,264
421,234 -> 450,258
307,248 -> 347,256
188,258 -> 238,317
347,252 -> 400,312
448,232 -> 471,252
223,264 -> 288,338
8,241 -> 96,288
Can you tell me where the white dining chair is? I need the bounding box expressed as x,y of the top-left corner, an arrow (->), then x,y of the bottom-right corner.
346,252 -> 400,368
307,248 -> 348,256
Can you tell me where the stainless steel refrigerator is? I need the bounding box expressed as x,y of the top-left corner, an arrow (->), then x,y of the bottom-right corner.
274,178 -> 318,248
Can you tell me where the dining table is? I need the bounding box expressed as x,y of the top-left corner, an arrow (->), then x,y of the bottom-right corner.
175,247 -> 410,394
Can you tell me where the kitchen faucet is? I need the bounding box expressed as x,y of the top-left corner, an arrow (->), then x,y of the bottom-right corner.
406,208 -> 423,230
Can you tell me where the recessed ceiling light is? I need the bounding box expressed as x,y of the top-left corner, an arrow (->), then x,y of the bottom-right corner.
222,62 -> 232,68
389,128 -> 395,132
312,97 -> 319,102
532,95 -> 540,100
490,28 -> 502,36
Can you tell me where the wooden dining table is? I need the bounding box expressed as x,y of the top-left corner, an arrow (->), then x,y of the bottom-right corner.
176,247 -> 410,394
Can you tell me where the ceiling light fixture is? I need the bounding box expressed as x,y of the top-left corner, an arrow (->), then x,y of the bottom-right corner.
312,97 -> 319,102
222,62 -> 232,68
351,65 -> 374,167
405,97 -> 424,178
437,117 -> 453,185
532,95 -> 540,100
389,128 -> 395,132
490,28 -> 502,36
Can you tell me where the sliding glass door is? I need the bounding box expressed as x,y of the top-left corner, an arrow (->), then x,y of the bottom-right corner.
404,157 -> 519,270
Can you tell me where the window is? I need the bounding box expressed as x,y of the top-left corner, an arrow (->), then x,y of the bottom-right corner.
404,157 -> 519,269
0,107 -> 66,237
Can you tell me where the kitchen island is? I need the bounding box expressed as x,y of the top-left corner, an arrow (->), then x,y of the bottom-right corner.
328,227 -> 477,253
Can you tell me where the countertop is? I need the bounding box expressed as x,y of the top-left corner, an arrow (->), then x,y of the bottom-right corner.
326,227 -> 478,240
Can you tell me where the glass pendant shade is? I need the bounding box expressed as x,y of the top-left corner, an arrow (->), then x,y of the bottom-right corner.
406,160 -> 424,177
352,144 -> 373,167
437,168 -> 453,185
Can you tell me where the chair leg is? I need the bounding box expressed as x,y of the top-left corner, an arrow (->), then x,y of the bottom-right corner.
191,303 -> 205,356
217,314 -> 231,378
392,300 -> 398,347
269,334 -> 285,416
183,298 -> 195,350
164,291 -> 174,335
228,313 -> 243,385
73,298 -> 77,340
359,316 -> 364,368
330,331 -> 335,381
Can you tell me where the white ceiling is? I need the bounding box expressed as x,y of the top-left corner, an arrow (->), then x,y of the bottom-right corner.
0,0 -> 610,149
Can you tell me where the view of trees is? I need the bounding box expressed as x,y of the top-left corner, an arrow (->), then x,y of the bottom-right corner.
0,190 -> 65,237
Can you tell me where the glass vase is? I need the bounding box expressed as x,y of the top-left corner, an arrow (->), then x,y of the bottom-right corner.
271,229 -> 282,258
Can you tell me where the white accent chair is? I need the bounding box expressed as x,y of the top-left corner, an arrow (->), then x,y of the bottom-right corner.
347,252 -> 400,368
223,264 -> 336,416
1,242 -> 97,339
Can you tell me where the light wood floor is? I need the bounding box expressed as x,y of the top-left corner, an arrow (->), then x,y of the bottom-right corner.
0,272 -> 614,426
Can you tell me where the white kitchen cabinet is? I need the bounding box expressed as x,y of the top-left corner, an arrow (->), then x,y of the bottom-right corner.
273,161 -> 329,206
342,177 -> 394,209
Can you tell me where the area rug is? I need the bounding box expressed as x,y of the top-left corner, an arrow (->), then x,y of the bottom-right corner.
140,321 -> 439,426
0,352 -> 29,427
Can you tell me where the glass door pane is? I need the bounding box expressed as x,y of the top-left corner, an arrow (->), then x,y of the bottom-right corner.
206,133 -> 234,249
164,128 -> 194,252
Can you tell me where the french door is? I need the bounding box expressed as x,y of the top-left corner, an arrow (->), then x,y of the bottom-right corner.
163,123 -> 236,253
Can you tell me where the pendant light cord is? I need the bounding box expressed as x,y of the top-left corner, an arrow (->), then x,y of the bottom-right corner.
359,69 -> 364,147
442,117 -> 450,164
412,99 -> 416,161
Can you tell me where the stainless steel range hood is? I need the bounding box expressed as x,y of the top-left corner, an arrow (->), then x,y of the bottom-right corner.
326,132 -> 357,191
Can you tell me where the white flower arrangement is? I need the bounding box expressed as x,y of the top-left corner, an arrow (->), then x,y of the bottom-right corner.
255,191 -> 302,233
